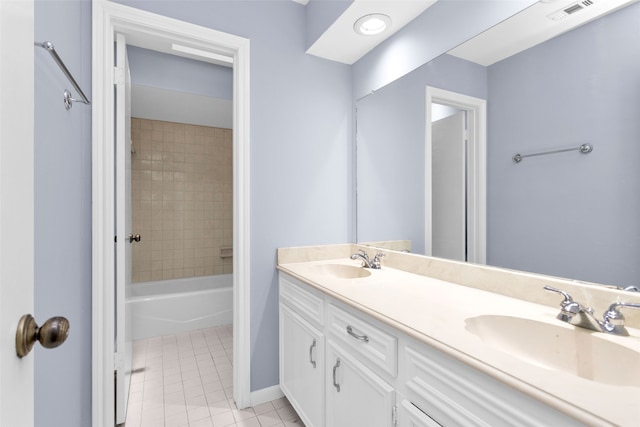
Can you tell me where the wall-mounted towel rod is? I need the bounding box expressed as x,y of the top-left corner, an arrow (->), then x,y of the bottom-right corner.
513,143 -> 593,163
35,41 -> 91,110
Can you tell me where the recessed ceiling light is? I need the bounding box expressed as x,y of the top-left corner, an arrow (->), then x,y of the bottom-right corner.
354,14 -> 391,36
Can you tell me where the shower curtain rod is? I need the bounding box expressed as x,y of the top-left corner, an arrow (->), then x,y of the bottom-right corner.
512,143 -> 593,164
35,41 -> 91,110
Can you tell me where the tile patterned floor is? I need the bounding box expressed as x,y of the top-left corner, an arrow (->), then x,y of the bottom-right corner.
122,325 -> 305,427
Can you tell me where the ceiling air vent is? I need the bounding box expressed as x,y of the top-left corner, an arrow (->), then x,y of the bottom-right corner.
547,0 -> 597,22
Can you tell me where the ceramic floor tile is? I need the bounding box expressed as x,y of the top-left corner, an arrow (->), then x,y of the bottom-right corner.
165,411 -> 189,427
257,410 -> 284,427
276,405 -> 299,422
188,405 -> 212,423
211,410 -> 236,426
231,407 -> 256,422
252,401 -> 275,415
227,418 -> 260,427
190,417 -> 214,427
123,325 -> 303,427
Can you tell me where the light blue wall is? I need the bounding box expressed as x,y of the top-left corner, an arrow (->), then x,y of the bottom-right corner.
487,2 -> 640,287
305,0 -> 352,50
34,1 -> 92,426
128,45 -> 233,99
352,0 -> 535,99
33,1 -> 352,424
114,0 -> 353,392
356,54 -> 487,253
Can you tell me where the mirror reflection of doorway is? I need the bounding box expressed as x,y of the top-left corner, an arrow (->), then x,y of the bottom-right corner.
432,107 -> 467,261
425,86 -> 487,265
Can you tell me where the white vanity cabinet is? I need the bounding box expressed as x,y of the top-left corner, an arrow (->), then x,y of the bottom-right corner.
399,400 -> 442,427
279,276 -> 326,427
279,272 -> 586,427
280,273 -> 397,427
279,304 -> 325,427
326,342 -> 396,427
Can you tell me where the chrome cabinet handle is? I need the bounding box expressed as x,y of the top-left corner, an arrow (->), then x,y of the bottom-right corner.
332,358 -> 341,392
309,339 -> 317,368
346,325 -> 369,342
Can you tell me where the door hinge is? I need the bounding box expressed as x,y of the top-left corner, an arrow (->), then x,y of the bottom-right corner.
392,405 -> 398,426
114,66 -> 124,86
114,352 -> 124,371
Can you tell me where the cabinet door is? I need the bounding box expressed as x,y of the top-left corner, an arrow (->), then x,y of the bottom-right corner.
326,342 -> 395,427
280,304 -> 325,427
399,400 -> 442,427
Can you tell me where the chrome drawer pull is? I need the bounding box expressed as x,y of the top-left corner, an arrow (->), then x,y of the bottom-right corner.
309,339 -> 317,368
346,325 -> 369,342
333,358 -> 341,392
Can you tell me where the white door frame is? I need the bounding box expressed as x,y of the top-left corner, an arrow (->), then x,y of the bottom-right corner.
92,2 -> 251,426
0,0 -> 35,425
425,86 -> 486,264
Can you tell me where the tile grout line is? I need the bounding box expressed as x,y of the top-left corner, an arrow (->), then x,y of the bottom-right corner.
122,325 -> 305,427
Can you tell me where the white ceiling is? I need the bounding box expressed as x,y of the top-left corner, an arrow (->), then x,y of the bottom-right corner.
303,0 -> 638,68
306,0 -> 437,65
449,0 -> 638,66
130,0 -> 639,71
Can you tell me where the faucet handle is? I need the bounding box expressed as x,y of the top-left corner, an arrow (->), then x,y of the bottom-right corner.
603,302 -> 640,334
544,286 -> 574,305
357,249 -> 370,260
370,253 -> 385,269
544,286 -> 582,321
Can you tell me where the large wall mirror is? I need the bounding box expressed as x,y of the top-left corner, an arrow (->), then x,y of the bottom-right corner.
356,0 -> 640,289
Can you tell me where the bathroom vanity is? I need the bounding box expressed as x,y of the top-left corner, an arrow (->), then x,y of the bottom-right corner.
277,244 -> 640,427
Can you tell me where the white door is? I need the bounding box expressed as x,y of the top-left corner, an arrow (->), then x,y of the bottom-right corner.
326,343 -> 395,427
115,32 -> 133,425
432,111 -> 466,262
280,304 -> 325,427
0,1 -> 35,425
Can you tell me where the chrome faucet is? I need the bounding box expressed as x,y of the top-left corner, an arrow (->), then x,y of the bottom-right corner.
544,286 -> 640,336
351,250 -> 385,269
602,302 -> 640,335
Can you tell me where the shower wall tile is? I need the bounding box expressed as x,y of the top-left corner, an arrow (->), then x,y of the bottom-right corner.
131,118 -> 233,283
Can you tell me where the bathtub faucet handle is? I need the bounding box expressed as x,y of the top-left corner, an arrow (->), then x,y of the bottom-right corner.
128,233 -> 142,243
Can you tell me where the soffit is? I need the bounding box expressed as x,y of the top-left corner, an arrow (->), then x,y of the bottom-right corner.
306,0 -> 437,65
449,0 -> 638,66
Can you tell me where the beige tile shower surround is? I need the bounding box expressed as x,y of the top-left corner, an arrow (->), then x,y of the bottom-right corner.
131,118 -> 233,283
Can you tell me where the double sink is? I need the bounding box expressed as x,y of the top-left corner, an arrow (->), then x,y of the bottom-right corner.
299,261 -> 640,389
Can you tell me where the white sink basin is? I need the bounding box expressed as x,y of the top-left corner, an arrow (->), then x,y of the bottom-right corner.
465,315 -> 640,386
307,264 -> 372,279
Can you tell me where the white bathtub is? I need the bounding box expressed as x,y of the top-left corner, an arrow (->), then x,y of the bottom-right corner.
127,274 -> 233,340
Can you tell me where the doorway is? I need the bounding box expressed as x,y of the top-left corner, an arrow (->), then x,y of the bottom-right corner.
92,3 -> 251,427
425,86 -> 487,264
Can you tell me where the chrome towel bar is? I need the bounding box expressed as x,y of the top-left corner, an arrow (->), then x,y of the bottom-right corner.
513,143 -> 593,163
35,41 -> 91,110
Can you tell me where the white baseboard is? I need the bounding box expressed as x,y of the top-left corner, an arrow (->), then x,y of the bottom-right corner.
250,384 -> 284,407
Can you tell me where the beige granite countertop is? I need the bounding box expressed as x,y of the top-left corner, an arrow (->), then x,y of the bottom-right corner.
277,245 -> 640,427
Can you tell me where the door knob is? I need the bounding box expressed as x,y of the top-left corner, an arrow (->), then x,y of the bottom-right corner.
127,233 -> 141,243
15,314 -> 70,358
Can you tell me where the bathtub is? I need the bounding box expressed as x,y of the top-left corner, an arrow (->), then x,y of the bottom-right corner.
127,274 -> 233,340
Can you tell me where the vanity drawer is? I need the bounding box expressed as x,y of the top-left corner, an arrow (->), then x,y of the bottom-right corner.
327,303 -> 398,377
280,273 -> 324,326
403,344 -> 584,427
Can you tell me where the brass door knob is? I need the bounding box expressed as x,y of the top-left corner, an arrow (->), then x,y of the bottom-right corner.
15,314 -> 70,358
